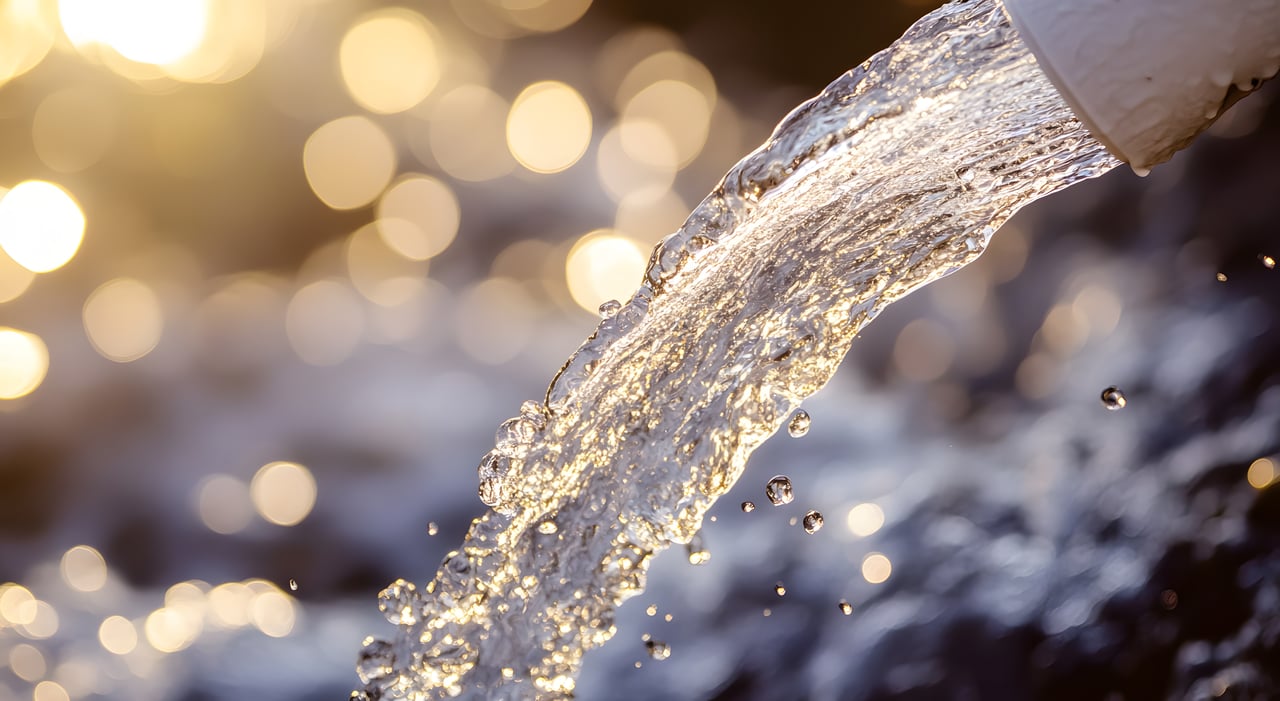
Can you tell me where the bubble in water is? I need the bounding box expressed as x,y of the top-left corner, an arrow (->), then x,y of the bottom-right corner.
598,299 -> 622,319
1261,255 -> 1276,270
644,639 -> 670,660
356,637 -> 395,684
802,510 -> 824,533
741,501 -> 756,513
1100,386 -> 1127,411
774,582 -> 786,596
838,600 -> 853,615
427,522 -> 439,536
378,579 -> 419,625
289,578 -> 298,591
765,475 -> 793,505
537,520 -> 558,535
787,410 -> 811,437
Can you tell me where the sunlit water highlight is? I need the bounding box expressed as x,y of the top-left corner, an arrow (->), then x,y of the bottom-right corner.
356,0 -> 1119,697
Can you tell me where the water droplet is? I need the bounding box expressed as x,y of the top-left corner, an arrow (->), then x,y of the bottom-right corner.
356,637 -> 395,684
762,608 -> 772,617
427,522 -> 439,536
802,510 -> 824,533
1100,386 -> 1127,410
598,299 -> 622,318
774,582 -> 787,596
1216,272 -> 1228,282
537,520 -> 558,535
664,613 -> 672,622
838,600 -> 853,615
685,534 -> 710,565
741,501 -> 756,513
787,410 -> 811,437
645,604 -> 657,616
519,400 -> 549,430
479,475 -> 506,507
288,578 -> 298,591
495,417 -> 537,452
1261,255 -> 1275,270
765,475 -> 793,505
644,639 -> 671,660
377,579 -> 419,625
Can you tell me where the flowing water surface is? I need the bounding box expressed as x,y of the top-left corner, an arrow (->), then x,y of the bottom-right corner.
356,0 -> 1119,697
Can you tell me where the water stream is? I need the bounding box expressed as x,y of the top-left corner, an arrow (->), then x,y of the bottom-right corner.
355,0 -> 1120,697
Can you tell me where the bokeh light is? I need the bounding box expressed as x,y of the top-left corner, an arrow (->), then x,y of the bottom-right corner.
376,175 -> 461,261
340,10 -> 440,114
59,545 -> 107,593
893,319 -> 955,382
33,681 -> 69,701
0,584 -> 35,624
615,50 -> 716,114
19,600 -> 59,639
59,0 -> 209,66
209,582 -> 253,628
194,474 -> 254,535
345,223 -> 426,306
504,0 -> 593,33
564,230 -> 646,314
303,116 -> 397,210
597,122 -> 677,201
0,248 -> 35,304
250,461 -> 317,527
424,85 -> 516,182
32,87 -> 118,173
249,590 -> 296,637
144,607 -> 198,653
8,643 -> 44,682
98,615 -> 138,655
507,81 -> 593,174
846,503 -> 885,537
82,278 -> 165,363
861,552 -> 892,584
622,80 -> 712,167
0,0 -> 56,87
285,279 -> 366,366
0,180 -> 86,273
1248,457 -> 1275,489
0,328 -> 49,400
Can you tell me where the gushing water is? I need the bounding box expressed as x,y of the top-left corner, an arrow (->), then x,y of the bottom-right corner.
354,0 -> 1118,697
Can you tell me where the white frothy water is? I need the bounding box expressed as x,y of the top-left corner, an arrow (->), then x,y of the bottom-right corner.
354,0 -> 1119,697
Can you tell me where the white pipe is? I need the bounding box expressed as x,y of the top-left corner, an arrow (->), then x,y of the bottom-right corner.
1001,0 -> 1280,174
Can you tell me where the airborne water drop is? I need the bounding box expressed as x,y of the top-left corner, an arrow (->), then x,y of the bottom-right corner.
1100,386 -> 1127,410
787,409 -> 811,437
802,510 -> 824,534
765,475 -> 793,505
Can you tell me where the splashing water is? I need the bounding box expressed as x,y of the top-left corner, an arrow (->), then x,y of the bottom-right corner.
354,0 -> 1118,697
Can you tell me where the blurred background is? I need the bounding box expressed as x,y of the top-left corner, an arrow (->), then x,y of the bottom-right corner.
1,1 -> 1278,699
